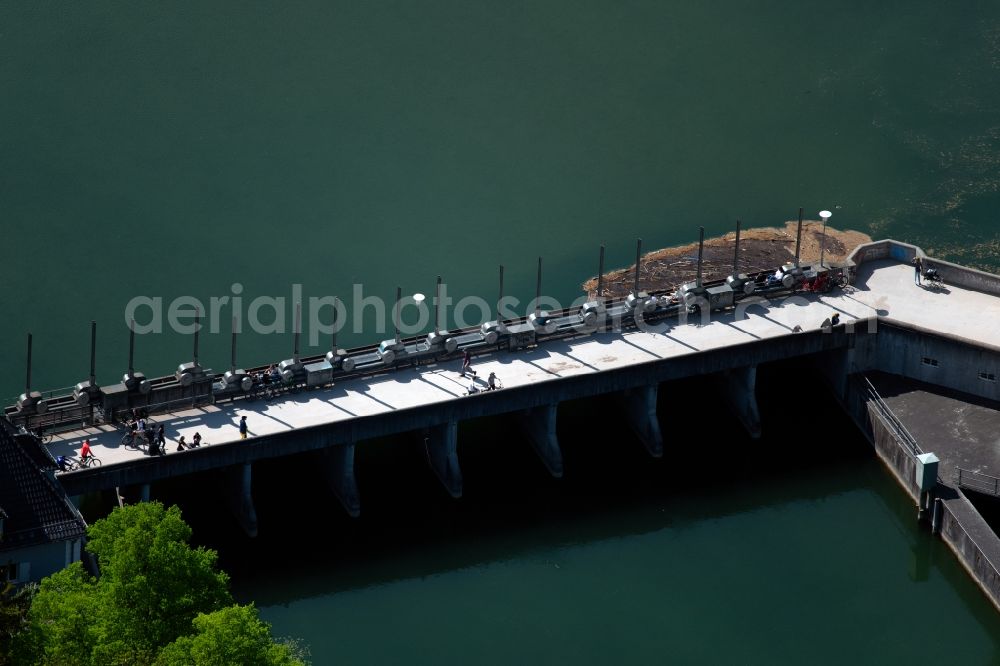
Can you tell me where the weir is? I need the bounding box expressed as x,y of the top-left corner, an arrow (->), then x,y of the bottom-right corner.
9,233 -> 1000,612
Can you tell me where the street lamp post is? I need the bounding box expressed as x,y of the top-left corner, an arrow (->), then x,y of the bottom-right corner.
819,210 -> 832,267
412,293 -> 426,363
413,292 -> 426,333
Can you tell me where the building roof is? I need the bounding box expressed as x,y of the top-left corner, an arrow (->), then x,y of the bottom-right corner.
0,417 -> 87,552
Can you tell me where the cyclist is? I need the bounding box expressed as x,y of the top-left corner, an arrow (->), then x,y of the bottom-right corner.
56,455 -> 71,472
80,439 -> 92,463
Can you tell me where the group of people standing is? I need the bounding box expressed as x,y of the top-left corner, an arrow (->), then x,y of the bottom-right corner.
123,412 -> 167,455
122,410 -> 204,455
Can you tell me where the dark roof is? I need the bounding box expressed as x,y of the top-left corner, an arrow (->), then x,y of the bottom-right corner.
0,417 -> 87,551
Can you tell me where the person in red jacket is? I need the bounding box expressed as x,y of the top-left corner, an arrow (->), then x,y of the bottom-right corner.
80,439 -> 92,462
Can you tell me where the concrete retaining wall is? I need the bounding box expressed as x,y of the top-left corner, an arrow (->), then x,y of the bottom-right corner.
867,403 -> 919,498
853,323 -> 1000,403
847,239 -> 921,268
922,258 -> 1000,297
937,501 -> 1000,612
849,379 -> 1000,611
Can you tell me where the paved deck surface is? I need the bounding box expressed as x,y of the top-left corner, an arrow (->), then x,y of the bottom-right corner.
867,371 -> 1000,580
47,259 -> 1000,467
870,372 -> 1000,484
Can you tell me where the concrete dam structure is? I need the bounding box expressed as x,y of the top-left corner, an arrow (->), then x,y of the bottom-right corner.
8,234 -> 1000,610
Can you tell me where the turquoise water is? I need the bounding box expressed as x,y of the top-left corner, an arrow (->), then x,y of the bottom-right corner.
6,2 -> 1000,663
253,473 -> 1000,665
3,1 -> 1000,395
196,371 -> 1000,665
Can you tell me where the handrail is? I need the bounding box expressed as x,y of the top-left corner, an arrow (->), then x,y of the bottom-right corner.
4,385 -> 79,408
861,376 -> 922,458
947,469 -> 1000,589
955,468 -> 1000,497
5,258 -> 849,435
7,257 -> 842,413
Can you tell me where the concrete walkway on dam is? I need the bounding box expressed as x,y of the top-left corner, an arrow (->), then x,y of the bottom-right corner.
45,259 -> 1000,468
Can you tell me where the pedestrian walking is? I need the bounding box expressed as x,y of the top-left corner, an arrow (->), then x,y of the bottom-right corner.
913,256 -> 922,285
239,415 -> 248,440
460,349 -> 474,377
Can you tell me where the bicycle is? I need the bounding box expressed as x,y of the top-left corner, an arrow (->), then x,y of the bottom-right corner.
121,429 -> 148,451
247,377 -> 271,402
58,454 -> 102,471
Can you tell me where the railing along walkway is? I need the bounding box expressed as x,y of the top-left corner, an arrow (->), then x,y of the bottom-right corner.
956,468 -> 1000,497
861,375 -> 923,458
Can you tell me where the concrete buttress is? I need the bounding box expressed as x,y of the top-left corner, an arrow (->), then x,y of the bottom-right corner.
226,463 -> 258,537
318,444 -> 361,518
718,365 -> 762,438
518,404 -> 564,478
618,385 -> 664,457
424,421 -> 463,498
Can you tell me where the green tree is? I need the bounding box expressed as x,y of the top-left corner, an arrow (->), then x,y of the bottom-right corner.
0,581 -> 36,665
11,566 -> 95,664
84,502 -> 232,661
155,604 -> 304,666
14,502 -> 271,665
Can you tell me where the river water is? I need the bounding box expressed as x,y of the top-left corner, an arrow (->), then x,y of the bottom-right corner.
4,2 -> 1000,663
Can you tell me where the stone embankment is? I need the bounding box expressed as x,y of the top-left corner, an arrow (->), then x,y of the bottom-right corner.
583,220 -> 872,299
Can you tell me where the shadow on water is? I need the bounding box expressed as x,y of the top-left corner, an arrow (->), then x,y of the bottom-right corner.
80,359 -> 1000,661
145,363 -> 872,595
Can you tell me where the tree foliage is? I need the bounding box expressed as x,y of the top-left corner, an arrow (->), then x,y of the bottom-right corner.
12,565 -> 95,664
12,502 -> 304,665
84,502 -> 232,659
0,581 -> 36,665
155,605 -> 303,666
